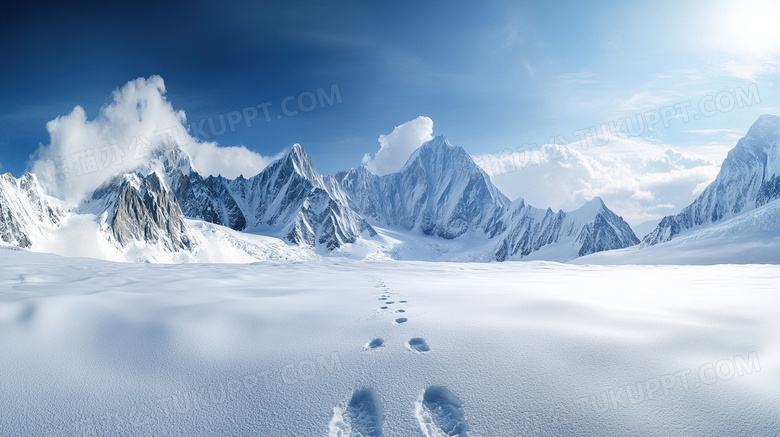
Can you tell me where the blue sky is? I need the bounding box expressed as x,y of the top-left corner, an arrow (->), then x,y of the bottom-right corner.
2,0 -> 779,230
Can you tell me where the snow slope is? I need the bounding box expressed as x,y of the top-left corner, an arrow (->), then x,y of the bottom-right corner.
575,197 -> 780,265
8,210 -> 316,264
0,249 -> 777,436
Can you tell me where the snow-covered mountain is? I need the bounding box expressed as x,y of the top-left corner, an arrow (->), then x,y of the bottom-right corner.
0,172 -> 64,248
339,136 -> 509,239
340,136 -> 638,261
494,197 -> 640,261
577,196 -> 780,265
644,114 -> 780,245
167,143 -> 377,251
80,171 -> 196,254
2,135 -> 638,262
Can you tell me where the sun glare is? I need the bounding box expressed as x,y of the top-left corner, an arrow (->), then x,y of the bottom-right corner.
716,0 -> 780,56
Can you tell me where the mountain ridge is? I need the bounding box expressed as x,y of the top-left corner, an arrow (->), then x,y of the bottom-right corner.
2,135 -> 638,262
339,136 -> 638,261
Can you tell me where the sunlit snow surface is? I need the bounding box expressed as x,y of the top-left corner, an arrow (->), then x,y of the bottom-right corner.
1,248 -> 778,436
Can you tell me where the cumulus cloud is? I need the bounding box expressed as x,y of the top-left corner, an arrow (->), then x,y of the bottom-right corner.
29,75 -> 277,203
472,136 -> 731,235
183,143 -> 282,179
363,116 -> 433,175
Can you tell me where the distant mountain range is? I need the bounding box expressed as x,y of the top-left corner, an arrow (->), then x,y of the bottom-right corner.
28,121 -> 780,263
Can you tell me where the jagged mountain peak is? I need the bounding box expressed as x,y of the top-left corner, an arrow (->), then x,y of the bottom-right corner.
339,134 -> 636,259
276,143 -> 320,182
19,171 -> 41,187
1,171 -> 64,248
578,197 -> 607,214
84,169 -> 195,254
403,136 -> 468,170
744,114 -> 780,142
340,135 -> 512,239
420,134 -> 453,150
130,142 -> 198,178
496,195 -> 638,261
643,114 -> 780,246
161,140 -> 374,250
586,196 -> 605,205
3,125 -> 638,262
405,136 -> 507,200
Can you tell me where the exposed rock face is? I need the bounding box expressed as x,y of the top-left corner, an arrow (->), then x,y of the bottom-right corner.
644,114 -> 780,245
112,173 -> 193,251
143,144 -> 247,231
0,172 -> 63,248
170,172 -> 247,231
88,172 -> 195,252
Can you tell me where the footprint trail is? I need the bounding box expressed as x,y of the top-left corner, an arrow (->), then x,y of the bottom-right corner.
415,386 -> 468,437
329,388 -> 384,437
407,337 -> 430,352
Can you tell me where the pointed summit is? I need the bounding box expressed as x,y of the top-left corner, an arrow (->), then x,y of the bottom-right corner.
342,135 -> 509,239
421,135 -> 453,150
276,143 -> 320,182
580,197 -> 607,214
402,135 -> 469,172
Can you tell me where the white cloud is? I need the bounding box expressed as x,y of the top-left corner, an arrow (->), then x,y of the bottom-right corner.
363,116 -> 433,175
183,143 -> 282,179
618,91 -> 682,112
473,136 -> 731,233
720,57 -> 780,81
684,129 -> 743,135
29,76 -> 277,203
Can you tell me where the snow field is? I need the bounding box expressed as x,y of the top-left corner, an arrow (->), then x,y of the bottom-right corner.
0,249 -> 778,435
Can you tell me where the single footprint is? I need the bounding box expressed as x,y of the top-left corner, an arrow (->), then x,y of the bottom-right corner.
400,300 -> 408,303
394,317 -> 408,324
386,301 -> 395,304
396,309 -> 406,313
329,388 -> 384,437
378,297 -> 387,300
379,306 -> 389,310
363,338 -> 384,351
407,338 -> 430,352
415,386 -> 468,437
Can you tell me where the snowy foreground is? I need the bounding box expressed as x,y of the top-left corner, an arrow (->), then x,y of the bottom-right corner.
0,249 -> 778,436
